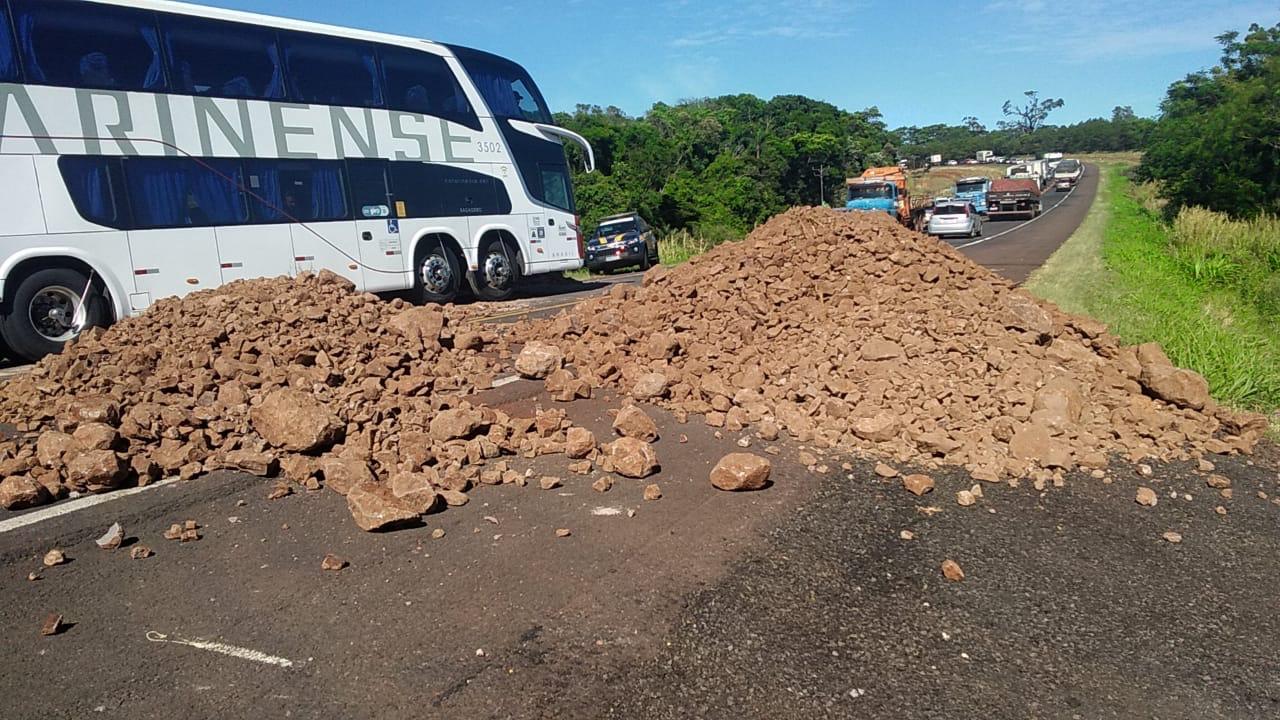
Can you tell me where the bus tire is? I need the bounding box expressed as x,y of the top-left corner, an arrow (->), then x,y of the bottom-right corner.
414,241 -> 462,304
474,237 -> 522,302
0,266 -> 110,363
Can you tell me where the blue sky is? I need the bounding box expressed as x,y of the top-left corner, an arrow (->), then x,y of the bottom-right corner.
202,0 -> 1278,129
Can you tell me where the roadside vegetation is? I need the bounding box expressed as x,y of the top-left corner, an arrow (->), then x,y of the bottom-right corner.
1029,164 -> 1280,414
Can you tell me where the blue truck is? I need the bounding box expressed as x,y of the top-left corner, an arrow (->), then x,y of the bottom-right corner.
953,176 -> 993,216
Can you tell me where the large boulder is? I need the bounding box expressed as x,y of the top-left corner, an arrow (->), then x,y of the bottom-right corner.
1140,364 -> 1210,411
710,453 -> 772,491
606,438 -> 659,478
346,483 -> 420,532
612,405 -> 659,442
564,426 -> 597,459
514,342 -> 564,379
389,472 -> 440,514
65,450 -> 125,493
320,457 -> 375,496
250,389 -> 343,453
0,476 -> 50,510
430,407 -> 482,442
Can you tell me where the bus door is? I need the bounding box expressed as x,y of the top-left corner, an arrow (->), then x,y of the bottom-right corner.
348,161 -> 409,292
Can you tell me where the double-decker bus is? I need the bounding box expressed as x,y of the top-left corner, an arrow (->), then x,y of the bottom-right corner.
0,0 -> 594,361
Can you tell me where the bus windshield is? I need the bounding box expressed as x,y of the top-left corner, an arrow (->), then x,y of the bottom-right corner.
452,47 -> 552,123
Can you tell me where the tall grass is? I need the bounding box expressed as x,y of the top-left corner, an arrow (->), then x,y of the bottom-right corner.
1167,207 -> 1280,319
658,225 -> 742,266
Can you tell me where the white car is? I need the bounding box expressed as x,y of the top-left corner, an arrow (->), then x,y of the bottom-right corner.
927,201 -> 983,239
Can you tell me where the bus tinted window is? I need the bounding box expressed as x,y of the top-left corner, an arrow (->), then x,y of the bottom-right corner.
59,156 -> 122,228
539,165 -> 574,212
124,158 -> 248,229
12,1 -> 164,92
451,47 -> 551,123
245,161 -> 347,223
380,46 -> 477,128
0,5 -> 17,82
161,15 -> 284,100
282,33 -> 382,107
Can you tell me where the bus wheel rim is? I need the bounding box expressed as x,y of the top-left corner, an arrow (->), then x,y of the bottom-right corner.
484,252 -> 512,289
421,254 -> 452,294
28,285 -> 84,343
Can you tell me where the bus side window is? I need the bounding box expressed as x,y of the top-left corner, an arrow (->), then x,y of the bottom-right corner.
346,161 -> 391,219
0,3 -> 17,82
59,156 -> 125,229
379,46 -> 478,130
280,32 -> 382,108
245,160 -> 348,224
159,15 -> 284,100
11,0 -> 164,92
123,158 -> 248,229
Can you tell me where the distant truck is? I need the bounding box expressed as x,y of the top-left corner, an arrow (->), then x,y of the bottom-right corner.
845,166 -> 926,229
976,150 -> 994,163
1052,159 -> 1083,191
1006,159 -> 1050,189
929,154 -> 943,165
987,178 -> 1042,219
953,176 -> 993,215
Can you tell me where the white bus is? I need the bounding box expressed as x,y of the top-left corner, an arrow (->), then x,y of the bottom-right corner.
0,0 -> 595,361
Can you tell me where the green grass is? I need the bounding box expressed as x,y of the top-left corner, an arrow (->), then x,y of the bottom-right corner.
1028,164 -> 1280,415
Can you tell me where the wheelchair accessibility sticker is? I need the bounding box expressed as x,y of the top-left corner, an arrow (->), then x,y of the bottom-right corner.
387,218 -> 400,234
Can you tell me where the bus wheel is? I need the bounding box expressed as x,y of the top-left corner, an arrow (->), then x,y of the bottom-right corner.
415,243 -> 461,304
475,238 -> 521,302
0,266 -> 110,363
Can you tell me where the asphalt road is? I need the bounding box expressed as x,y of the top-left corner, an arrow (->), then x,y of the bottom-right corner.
6,166 -> 1277,720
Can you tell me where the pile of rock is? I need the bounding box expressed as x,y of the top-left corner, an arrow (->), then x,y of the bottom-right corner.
0,272 -> 602,528
506,207 -> 1267,483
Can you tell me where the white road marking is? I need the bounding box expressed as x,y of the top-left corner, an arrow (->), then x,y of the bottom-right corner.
0,478 -> 182,535
146,631 -> 296,668
491,374 -> 521,388
591,507 -> 623,516
952,178 -> 1080,250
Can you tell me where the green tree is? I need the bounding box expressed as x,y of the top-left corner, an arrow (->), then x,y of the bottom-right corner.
999,91 -> 1065,133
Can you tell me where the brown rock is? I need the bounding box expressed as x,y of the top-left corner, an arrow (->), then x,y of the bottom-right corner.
65,450 -> 125,493
861,338 -> 903,361
1206,474 -> 1232,489
1135,486 -> 1158,507
1008,423 -> 1052,462
388,305 -> 444,349
565,426 -> 597,459
514,341 -> 564,379
130,545 -> 153,559
267,482 -> 293,500
539,476 -> 562,490
439,488 -> 470,507
607,438 -> 659,478
320,458 -> 375,496
1162,531 -> 1183,544
555,528 -> 572,538
710,453 -> 772,491
35,432 -> 76,469
1140,365 -> 1210,410
389,472 -> 440,514
0,476 -> 50,510
592,476 -> 613,493
72,423 -> 119,451
643,483 -> 662,501
430,407 -> 481,442
321,554 -> 348,571
852,413 -> 900,443
874,463 -> 899,478
223,449 -> 277,477
95,522 -> 124,550
956,490 -> 976,507
346,482 -> 421,532
613,405 -> 659,442
250,389 -> 342,453
941,559 -> 965,582
40,613 -> 65,637
902,474 -> 935,496
631,373 -> 669,400
42,549 -> 66,567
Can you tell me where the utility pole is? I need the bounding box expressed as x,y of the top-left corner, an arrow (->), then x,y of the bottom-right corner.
810,161 -> 827,207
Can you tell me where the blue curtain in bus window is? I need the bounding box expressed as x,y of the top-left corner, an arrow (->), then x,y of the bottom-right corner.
245,163 -> 285,223
473,73 -> 520,117
282,34 -> 382,107
126,158 -> 246,228
0,8 -> 18,81
311,166 -> 346,221
161,15 -> 285,101
59,157 -> 117,226
12,1 -> 165,91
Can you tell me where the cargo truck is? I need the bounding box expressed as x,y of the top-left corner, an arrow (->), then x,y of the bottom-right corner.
1006,160 -> 1050,190
844,166 -> 927,229
986,178 -> 1042,220
953,176 -> 993,215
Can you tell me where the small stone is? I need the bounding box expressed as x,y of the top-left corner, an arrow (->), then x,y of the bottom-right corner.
1135,487 -> 1158,507
1197,459 -> 1215,472
1215,505 -> 1227,516
1162,531 -> 1183,544
956,490 -> 976,507
27,571 -> 41,582
130,545 -> 153,560
163,523 -> 184,540
900,530 -> 914,541
539,476 -> 562,490
710,453 -> 772,492
941,559 -> 965,582
267,482 -> 292,500
42,549 -> 66,567
439,489 -> 470,507
612,405 -> 659,442
431,528 -> 446,539
1206,474 -> 1231,489
874,463 -> 899,478
902,474 -> 935,496
643,484 -> 662,501
514,341 -> 564,379
592,477 -> 613,493
1137,464 -> 1153,477
321,554 -> 348,571
1219,488 -> 1233,500
555,528 -> 572,538
95,522 -> 124,550
40,613 -> 65,636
